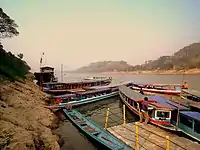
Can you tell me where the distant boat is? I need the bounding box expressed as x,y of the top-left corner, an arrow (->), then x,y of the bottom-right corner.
131,83 -> 182,95
62,108 -> 132,150
119,85 -> 189,132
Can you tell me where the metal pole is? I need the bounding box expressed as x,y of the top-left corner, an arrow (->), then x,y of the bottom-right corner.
166,136 -> 170,150
61,64 -> 63,82
104,108 -> 110,130
123,104 -> 126,125
135,122 -> 139,150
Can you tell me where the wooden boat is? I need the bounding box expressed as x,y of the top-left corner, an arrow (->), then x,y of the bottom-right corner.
131,83 -> 182,95
119,85 -> 189,132
45,87 -> 119,109
43,77 -> 112,95
173,111 -> 200,142
62,108 -> 132,150
181,89 -> 200,102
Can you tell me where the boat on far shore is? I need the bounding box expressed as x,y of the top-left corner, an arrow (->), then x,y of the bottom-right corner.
130,82 -> 182,95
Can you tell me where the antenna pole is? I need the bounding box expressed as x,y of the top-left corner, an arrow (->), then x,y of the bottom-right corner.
61,64 -> 63,82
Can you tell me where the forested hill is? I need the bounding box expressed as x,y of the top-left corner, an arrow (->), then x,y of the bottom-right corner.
75,61 -> 133,73
132,43 -> 200,71
74,43 -> 200,73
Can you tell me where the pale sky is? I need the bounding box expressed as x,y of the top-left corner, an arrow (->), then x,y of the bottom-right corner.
1,0 -> 200,72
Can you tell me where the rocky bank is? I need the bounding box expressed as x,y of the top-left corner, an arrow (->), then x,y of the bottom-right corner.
0,79 -> 60,150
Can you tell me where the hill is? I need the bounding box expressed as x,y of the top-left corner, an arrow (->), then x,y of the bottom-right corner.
75,43 -> 200,73
132,43 -> 200,71
75,61 -> 133,73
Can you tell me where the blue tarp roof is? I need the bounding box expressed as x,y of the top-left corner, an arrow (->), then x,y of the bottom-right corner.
180,111 -> 200,121
148,96 -> 189,110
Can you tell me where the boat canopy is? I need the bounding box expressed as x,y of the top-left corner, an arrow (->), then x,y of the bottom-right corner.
180,111 -> 200,121
77,88 -> 110,95
148,96 -> 189,110
182,89 -> 200,98
119,85 -> 146,101
85,81 -> 132,90
54,94 -> 76,99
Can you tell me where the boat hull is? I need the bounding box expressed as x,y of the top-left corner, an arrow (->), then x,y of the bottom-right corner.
60,91 -> 119,107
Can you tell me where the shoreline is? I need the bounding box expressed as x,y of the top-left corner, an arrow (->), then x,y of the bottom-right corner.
101,68 -> 200,75
0,77 -> 60,150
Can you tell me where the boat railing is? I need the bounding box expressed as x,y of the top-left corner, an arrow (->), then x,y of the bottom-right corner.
85,105 -> 189,150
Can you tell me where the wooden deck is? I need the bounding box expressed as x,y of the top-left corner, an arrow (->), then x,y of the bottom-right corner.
107,122 -> 199,150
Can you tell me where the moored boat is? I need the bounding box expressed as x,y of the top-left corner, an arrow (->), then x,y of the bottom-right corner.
181,89 -> 200,102
62,108 -> 132,150
131,83 -> 182,95
173,111 -> 200,142
119,85 -> 189,132
43,77 -> 112,95
45,87 -> 119,109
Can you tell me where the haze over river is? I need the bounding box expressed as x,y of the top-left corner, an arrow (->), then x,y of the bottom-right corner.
54,73 -> 200,150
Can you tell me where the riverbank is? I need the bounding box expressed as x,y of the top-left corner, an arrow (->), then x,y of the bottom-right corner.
0,77 -> 60,149
101,68 -> 200,75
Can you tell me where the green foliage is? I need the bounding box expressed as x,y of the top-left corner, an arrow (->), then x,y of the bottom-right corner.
0,8 -> 19,39
0,47 -> 30,81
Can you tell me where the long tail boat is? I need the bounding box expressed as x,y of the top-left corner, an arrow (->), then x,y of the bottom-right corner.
45,87 -> 119,109
181,89 -> 200,102
131,83 -> 182,95
62,108 -> 132,150
45,82 -> 132,109
43,77 -> 112,95
119,85 -> 189,132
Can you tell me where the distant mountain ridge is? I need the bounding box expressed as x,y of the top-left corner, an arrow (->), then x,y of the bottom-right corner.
75,61 -> 132,73
74,43 -> 200,73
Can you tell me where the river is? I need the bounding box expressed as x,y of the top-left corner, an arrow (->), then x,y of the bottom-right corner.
54,73 -> 200,150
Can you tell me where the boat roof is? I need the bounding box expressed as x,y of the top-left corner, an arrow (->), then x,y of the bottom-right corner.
182,89 -> 200,97
180,111 -> 200,121
77,88 -> 110,95
119,85 -> 146,101
54,93 -> 76,98
43,78 -> 111,85
148,96 -> 189,110
86,81 -> 132,90
132,82 -> 181,87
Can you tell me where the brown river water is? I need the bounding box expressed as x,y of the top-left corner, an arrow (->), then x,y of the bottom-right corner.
54,73 -> 200,150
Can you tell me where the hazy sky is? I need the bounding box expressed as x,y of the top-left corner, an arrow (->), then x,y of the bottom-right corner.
1,0 -> 200,72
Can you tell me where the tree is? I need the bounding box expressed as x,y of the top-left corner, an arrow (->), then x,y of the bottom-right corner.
17,53 -> 23,59
0,8 -> 19,39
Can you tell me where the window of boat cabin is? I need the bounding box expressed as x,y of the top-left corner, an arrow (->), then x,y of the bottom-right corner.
180,114 -> 193,129
194,119 -> 200,134
156,111 -> 170,119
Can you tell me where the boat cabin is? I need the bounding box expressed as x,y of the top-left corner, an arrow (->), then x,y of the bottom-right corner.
181,89 -> 200,102
178,111 -> 200,142
119,85 -> 188,126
